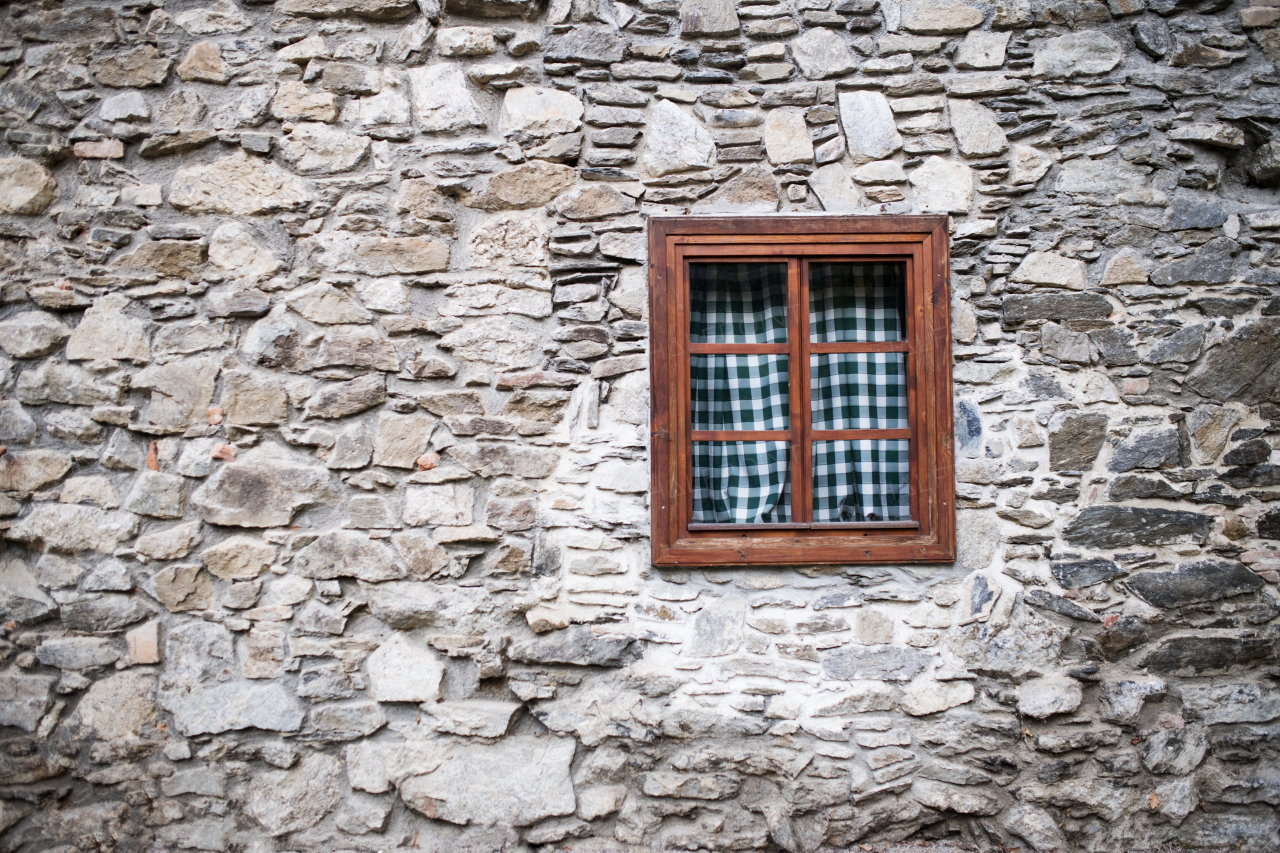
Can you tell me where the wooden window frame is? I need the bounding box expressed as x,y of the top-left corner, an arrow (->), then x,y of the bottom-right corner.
648,215 -> 956,567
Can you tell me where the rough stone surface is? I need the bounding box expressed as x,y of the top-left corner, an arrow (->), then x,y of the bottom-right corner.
0,2 -> 1276,851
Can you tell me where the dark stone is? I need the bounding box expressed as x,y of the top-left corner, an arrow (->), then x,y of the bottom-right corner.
138,130 -> 217,158
1036,758 -> 1086,783
1133,18 -> 1170,58
1163,195 -> 1227,231
1142,637 -> 1277,675
1024,590 -> 1102,622
1222,438 -> 1272,466
1097,615 -> 1148,660
820,646 -> 929,682
546,27 -> 628,64
60,594 -> 151,633
1150,240 -> 1234,287
444,0 -> 541,17
1032,485 -> 1080,503
955,398 -> 982,457
306,375 -> 387,419
1259,509 -> 1280,540
1107,428 -> 1180,473
1051,558 -> 1126,589
1186,297 -> 1257,317
1049,412 -> 1109,472
1063,506 -> 1213,549
1108,475 -> 1181,501
1126,560 -> 1265,609
1251,141 -> 1280,182
1016,372 -> 1069,402
1141,324 -> 1205,364
1088,327 -> 1139,366
509,626 -> 641,667
1003,293 -> 1113,324
1188,483 -> 1248,507
1220,465 -> 1280,489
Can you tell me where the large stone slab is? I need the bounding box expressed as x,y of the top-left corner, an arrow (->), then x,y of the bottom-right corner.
278,0 -> 417,18
902,0 -> 984,33
501,87 -> 584,135
366,634 -> 444,702
0,674 -> 55,732
1126,560 -> 1264,609
790,28 -> 857,79
1033,31 -> 1124,77
949,99 -> 1007,157
8,504 -> 139,554
191,452 -> 336,527
821,646 -> 929,681
0,158 -> 58,215
510,625 -> 641,667
642,99 -> 715,176
839,91 -> 902,163
247,753 -> 341,835
398,737 -> 577,826
409,65 -> 487,133
170,152 -> 314,215
1185,318 -> 1280,405
294,532 -> 405,582
1063,506 -> 1212,550
909,156 -> 972,212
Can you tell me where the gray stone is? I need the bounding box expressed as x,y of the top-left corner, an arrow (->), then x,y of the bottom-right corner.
902,0 -> 985,34
0,158 -> 58,215
191,452 -> 336,527
790,29 -> 857,79
1048,412 -> 1108,471
1024,590 -> 1101,622
398,737 -> 576,826
124,471 -> 185,519
680,0 -> 739,35
1040,322 -> 1093,363
1143,636 -> 1277,675
949,99 -> 1007,157
444,0 -> 540,16
306,374 -> 387,419
1017,677 -> 1083,719
510,625 -> 640,667
763,107 -> 814,165
1134,18 -> 1170,59
821,646 -> 929,681
134,521 -> 203,561
1107,428 -> 1179,473
36,637 -> 120,670
1185,318 -> 1280,405
60,594 -> 150,632
66,293 -> 150,364
1181,683 -> 1280,725
1150,240 -> 1234,287
0,450 -> 72,493
1127,560 -> 1264,609
0,674 -> 55,731
1010,252 -> 1086,290
279,123 -> 370,175
1142,324 -> 1204,364
0,312 -> 70,358
9,504 -> 139,554
1033,31 -> 1124,77
840,91 -> 902,163
1004,804 -> 1068,853
247,753 -> 341,835
501,86 -> 584,135
335,792 -> 393,835
957,31 -> 1011,70
1099,679 -> 1167,725
547,28 -> 627,64
1003,292 -> 1112,323
90,45 -> 171,87
294,532 -> 405,582
0,559 -> 57,625
1064,506 -> 1211,550
1164,194 -> 1228,230
278,0 -> 417,18
170,152 -> 314,215
366,634 -> 443,702
910,778 -> 1001,815
410,64 -> 487,133
643,99 -> 715,176
808,162 -> 861,212
0,401 -> 35,443
176,0 -> 251,34
1142,724 -> 1208,776
1185,404 -> 1239,464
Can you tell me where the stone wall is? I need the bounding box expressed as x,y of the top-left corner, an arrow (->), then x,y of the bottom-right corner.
0,0 -> 1277,850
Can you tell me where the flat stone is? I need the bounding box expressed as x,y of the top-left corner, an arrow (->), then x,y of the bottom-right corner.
949,99 -> 1007,157
0,674 -> 56,732
306,374 -> 387,419
1185,404 -> 1240,464
1010,144 -> 1053,186
1063,506 -> 1212,550
510,625 -> 640,667
151,565 -> 213,612
222,370 -> 288,426
1181,683 -> 1280,725
1004,805 -> 1069,853
279,123 -> 370,175
808,162 -> 861,212
1127,560 -> 1264,609
1165,194 -> 1227,231
191,452 -> 335,527
1003,292 -> 1112,323
66,293 -> 150,364
170,152 -> 314,215
1033,31 -> 1124,77
443,0 -> 540,16
437,26 -> 499,57
133,356 -> 221,432
124,471 -> 185,519
426,700 -> 521,737
134,521 -> 203,561
174,0 -> 247,35
909,156 -> 973,212
902,0 -> 985,33
248,753 -> 341,836
1107,427 -> 1179,473
680,0 -> 739,35
1011,251 -> 1086,290
177,41 -> 228,83
295,531 -> 404,582
1142,724 -> 1209,775
273,82 -> 339,123
840,90 -> 903,163
90,45 -> 171,87
9,504 -> 138,554
501,87 -> 584,135
366,634 -> 443,702
910,779 -> 1001,815
1145,636 -> 1277,676
0,559 -> 57,625
0,158 -> 58,215
0,450 -> 72,492
901,679 -> 975,716
790,28 -> 857,79
1150,240 -> 1233,287
763,107 -> 814,165
1055,157 -> 1149,198
821,646 -> 929,681
462,161 -> 577,211
1185,318 -> 1280,405
643,99 -> 715,176
1017,677 -> 1083,719
1102,248 -> 1151,285
209,222 -> 281,280
409,64 -> 487,133
278,0 -> 417,18
957,31 -> 1010,69
399,737 -> 576,826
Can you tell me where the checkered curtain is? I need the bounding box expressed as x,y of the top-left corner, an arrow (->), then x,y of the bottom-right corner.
688,262 -> 911,524
690,263 -> 790,523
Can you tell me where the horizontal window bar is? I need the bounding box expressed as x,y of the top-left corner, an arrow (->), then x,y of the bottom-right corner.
809,429 -> 911,440
689,343 -> 790,355
810,342 -> 909,354
688,521 -> 920,531
692,430 -> 790,441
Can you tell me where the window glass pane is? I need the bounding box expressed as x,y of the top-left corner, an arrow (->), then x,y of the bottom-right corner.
692,355 -> 789,430
813,439 -> 911,522
811,353 -> 908,430
693,441 -> 791,523
809,262 -> 905,342
690,262 -> 788,343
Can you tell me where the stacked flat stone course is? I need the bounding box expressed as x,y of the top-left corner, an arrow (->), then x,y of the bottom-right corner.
0,0 -> 1276,850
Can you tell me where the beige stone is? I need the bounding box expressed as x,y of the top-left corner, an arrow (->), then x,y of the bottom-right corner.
176,41 -> 228,83
372,413 -> 436,469
170,152 -> 315,215
462,161 -> 577,210
409,64 -> 487,132
469,211 -> 549,269
0,158 -> 58,215
763,107 -> 814,165
405,484 -> 475,526
502,87 -> 584,135
209,222 -> 281,279
201,536 -> 278,580
1101,248 -> 1150,285
902,0 -> 985,34
1011,252 -> 1088,290
222,370 -> 288,426
67,294 -> 151,364
278,123 -> 370,175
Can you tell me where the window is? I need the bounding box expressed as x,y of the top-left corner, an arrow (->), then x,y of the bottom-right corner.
648,216 -> 956,566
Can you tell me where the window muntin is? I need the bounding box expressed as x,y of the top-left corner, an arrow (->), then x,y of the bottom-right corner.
649,216 -> 956,567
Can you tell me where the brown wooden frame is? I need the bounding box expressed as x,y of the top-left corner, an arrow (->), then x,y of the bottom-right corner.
648,215 -> 956,567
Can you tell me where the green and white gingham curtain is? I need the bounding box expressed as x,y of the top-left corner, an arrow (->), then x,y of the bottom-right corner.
689,262 -> 911,525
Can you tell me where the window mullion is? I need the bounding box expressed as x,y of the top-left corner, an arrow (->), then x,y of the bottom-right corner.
789,257 -> 812,524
